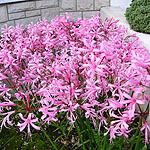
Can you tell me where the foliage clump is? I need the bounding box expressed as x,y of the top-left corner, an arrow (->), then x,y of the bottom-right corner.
125,0 -> 150,33
0,13 -> 150,149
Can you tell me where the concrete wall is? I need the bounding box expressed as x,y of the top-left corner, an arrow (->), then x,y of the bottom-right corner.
0,0 -> 110,29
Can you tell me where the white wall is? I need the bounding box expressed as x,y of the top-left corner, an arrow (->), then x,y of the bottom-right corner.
110,0 -> 132,12
0,0 -> 26,4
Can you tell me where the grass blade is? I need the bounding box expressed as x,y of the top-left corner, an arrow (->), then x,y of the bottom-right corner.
75,121 -> 86,150
39,123 -> 58,150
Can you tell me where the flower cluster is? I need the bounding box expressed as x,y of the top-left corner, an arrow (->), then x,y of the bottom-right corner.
0,14 -> 150,145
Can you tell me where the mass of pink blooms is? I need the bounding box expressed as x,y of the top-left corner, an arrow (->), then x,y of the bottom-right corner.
0,14 -> 150,145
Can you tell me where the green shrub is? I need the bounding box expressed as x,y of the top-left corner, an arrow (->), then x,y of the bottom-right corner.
125,0 -> 150,33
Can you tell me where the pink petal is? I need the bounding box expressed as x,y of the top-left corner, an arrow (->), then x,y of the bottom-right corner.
18,122 -> 27,132
30,123 -> 40,130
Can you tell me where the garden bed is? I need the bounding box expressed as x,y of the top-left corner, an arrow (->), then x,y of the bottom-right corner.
0,12 -> 150,150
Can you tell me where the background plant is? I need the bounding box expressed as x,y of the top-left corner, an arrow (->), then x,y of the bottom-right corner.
126,0 -> 150,33
0,14 -> 150,149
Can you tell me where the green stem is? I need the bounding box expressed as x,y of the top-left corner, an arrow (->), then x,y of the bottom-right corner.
96,130 -> 101,150
103,135 -> 107,150
130,128 -> 139,150
38,123 -> 58,150
75,121 -> 86,150
135,130 -> 141,150
130,117 -> 142,150
102,111 -> 110,150
119,136 -> 124,150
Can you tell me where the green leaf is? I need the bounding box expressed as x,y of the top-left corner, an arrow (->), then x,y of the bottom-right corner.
142,146 -> 147,150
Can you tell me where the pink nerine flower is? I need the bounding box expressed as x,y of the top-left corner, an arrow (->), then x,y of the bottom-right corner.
141,120 -> 150,146
123,92 -> 145,119
0,13 -> 150,145
0,111 -> 15,131
17,113 -> 40,136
